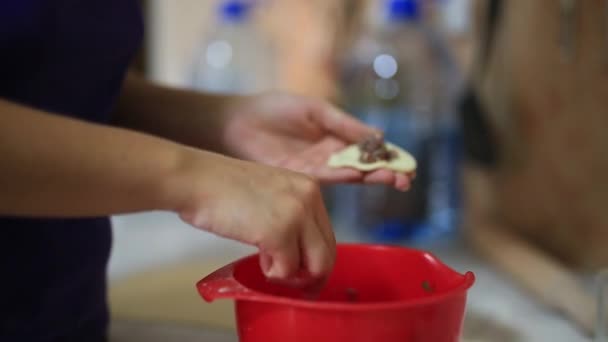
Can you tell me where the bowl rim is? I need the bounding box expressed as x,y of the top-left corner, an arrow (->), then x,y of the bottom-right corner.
197,243 -> 475,311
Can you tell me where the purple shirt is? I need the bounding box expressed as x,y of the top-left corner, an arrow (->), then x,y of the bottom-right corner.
0,1 -> 143,340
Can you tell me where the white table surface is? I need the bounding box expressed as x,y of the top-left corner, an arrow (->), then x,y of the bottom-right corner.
110,320 -> 237,342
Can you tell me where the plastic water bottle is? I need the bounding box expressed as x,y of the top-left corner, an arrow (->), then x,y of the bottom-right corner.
191,0 -> 275,94
332,0 -> 461,245
420,0 -> 465,241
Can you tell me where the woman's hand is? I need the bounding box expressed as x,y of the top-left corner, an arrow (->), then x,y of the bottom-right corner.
168,148 -> 335,285
0,95 -> 335,286
115,76 -> 413,190
222,92 -> 413,191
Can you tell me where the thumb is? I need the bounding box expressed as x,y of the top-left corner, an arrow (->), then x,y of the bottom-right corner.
313,102 -> 381,143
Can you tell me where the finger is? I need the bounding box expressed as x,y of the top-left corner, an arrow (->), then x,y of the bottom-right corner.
302,204 -> 335,279
316,167 -> 362,184
311,102 -> 380,143
259,252 -> 273,275
363,169 -> 396,185
263,230 -> 300,280
394,172 -> 411,191
267,197 -> 334,289
313,186 -> 337,252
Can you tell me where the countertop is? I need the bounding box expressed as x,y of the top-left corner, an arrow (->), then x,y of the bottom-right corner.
110,320 -> 237,342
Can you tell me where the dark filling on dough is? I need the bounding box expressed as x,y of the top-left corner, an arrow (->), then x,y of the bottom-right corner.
358,134 -> 397,163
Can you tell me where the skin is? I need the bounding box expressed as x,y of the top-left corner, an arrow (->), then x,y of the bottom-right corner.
0,72 -> 413,285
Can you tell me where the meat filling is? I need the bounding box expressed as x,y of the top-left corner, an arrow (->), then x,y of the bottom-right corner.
358,134 -> 397,163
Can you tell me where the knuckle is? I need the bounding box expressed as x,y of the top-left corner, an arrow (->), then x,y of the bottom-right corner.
297,176 -> 320,199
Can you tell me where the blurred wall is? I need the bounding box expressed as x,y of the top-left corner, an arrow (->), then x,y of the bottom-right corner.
144,0 -> 347,98
145,0 -> 215,87
469,0 -> 608,269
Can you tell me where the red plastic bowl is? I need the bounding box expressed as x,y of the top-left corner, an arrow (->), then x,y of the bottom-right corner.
197,244 -> 475,342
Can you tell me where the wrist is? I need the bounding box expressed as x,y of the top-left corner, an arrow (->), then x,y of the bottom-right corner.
176,92 -> 248,155
152,143 -> 194,213
216,94 -> 259,158
157,144 -> 225,214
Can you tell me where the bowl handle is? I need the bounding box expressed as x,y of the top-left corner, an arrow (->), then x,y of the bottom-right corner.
196,261 -> 252,302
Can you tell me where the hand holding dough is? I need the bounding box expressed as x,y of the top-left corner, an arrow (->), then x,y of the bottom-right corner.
328,142 -> 416,173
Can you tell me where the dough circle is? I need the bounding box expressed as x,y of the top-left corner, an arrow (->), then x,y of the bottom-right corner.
328,142 -> 416,173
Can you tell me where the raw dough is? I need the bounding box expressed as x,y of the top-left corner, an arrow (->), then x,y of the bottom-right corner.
328,142 -> 416,173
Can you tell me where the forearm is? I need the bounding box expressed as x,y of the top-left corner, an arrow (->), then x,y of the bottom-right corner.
0,99 -> 188,217
112,72 -> 243,154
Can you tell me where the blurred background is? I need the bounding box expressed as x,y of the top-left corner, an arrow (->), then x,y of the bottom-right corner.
109,0 -> 608,341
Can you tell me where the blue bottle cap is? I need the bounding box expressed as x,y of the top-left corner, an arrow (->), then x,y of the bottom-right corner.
387,0 -> 420,22
220,0 -> 252,22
